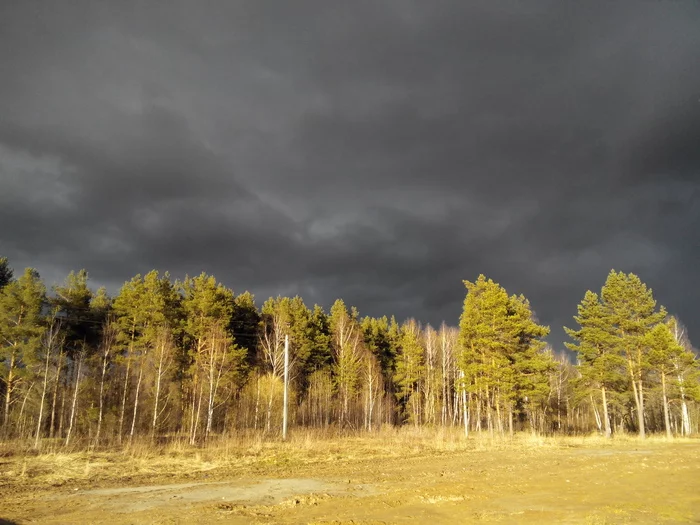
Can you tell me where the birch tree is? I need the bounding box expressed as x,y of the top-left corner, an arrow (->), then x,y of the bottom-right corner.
668,317 -> 700,436
422,325 -> 439,425
182,273 -> 247,439
95,318 -> 117,444
114,271 -> 179,441
330,300 -> 363,426
52,270 -> 96,443
35,314 -> 62,447
363,347 -> 383,431
438,323 -> 457,427
113,275 -> 148,442
257,296 -> 291,432
149,326 -> 176,438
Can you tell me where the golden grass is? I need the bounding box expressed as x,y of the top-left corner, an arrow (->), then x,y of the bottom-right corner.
1,428 -> 696,489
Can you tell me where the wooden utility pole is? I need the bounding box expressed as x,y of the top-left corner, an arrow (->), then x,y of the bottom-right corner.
282,334 -> 289,440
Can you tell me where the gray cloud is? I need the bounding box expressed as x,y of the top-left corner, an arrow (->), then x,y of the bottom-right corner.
1,1 -> 699,349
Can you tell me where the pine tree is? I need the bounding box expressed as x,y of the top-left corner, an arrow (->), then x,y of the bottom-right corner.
361,316 -> 396,379
112,271 -> 181,442
0,257 -> 13,289
52,270 -> 95,355
231,291 -> 260,370
301,305 -> 333,427
0,268 -> 46,431
600,270 -> 666,438
565,291 -> 625,437
283,296 -> 315,385
182,273 -> 242,440
305,304 -> 332,374
508,294 -> 551,434
458,275 -> 515,435
91,287 -> 112,322
394,319 -> 425,425
458,276 -> 549,435
51,270 -> 100,444
646,322 -> 686,438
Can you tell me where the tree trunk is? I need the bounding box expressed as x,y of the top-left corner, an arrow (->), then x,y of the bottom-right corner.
206,343 -> 215,438
3,351 -> 16,429
35,339 -> 53,448
495,390 -> 503,436
118,325 -> 137,445
58,381 -> 66,439
508,404 -> 514,437
678,374 -> 691,436
253,375 -> 260,431
18,383 -> 34,438
64,354 -> 83,446
628,362 -> 645,438
118,356 -> 131,444
96,351 -> 108,445
637,379 -> 646,439
461,372 -> 469,437
188,373 -> 198,442
49,350 -> 63,439
190,381 -> 203,445
661,371 -> 672,439
366,359 -> 375,432
266,374 -> 275,432
681,400 -> 691,437
441,334 -> 448,427
129,367 -> 143,441
475,385 -> 482,432
601,386 -> 611,438
152,351 -> 164,439
591,394 -> 602,432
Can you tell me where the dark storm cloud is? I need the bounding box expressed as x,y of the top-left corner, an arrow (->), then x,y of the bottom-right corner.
1,1 -> 699,348
628,102 -> 700,182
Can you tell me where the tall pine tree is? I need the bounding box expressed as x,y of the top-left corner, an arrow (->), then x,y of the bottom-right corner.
600,270 -> 666,438
565,291 -> 625,437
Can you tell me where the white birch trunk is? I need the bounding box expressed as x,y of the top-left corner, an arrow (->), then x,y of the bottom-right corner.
64,355 -> 83,446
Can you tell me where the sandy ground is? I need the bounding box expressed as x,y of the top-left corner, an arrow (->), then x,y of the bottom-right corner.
2,440 -> 700,524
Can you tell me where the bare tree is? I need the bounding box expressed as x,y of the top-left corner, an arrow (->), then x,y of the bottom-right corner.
35,316 -> 62,448
151,326 -> 175,439
95,320 -> 117,444
64,348 -> 84,446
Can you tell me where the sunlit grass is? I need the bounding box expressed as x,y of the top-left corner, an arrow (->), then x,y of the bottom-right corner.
1,428 -> 697,489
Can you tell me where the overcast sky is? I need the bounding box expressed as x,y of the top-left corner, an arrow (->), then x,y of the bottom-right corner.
1,1 -> 699,349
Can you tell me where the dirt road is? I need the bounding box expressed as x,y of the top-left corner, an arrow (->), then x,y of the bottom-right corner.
2,441 -> 699,524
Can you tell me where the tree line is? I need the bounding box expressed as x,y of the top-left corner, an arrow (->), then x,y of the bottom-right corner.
0,255 -> 698,446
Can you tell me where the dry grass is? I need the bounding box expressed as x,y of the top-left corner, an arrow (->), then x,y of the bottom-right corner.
0,428 -> 696,490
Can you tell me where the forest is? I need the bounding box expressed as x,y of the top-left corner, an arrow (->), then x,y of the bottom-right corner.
0,255 -> 698,447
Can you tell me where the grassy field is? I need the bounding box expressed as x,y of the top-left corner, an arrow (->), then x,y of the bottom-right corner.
1,429 -> 699,524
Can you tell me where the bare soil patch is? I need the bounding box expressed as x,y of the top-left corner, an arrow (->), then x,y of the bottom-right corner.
1,435 -> 699,524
